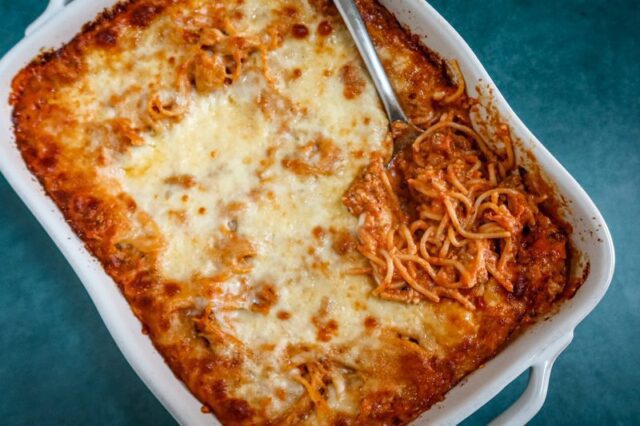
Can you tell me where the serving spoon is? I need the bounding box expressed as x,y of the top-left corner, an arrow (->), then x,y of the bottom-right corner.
333,0 -> 422,159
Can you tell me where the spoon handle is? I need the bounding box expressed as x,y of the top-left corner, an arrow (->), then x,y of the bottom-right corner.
334,0 -> 409,124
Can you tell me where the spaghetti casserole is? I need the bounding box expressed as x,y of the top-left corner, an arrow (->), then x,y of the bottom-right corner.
11,0 -> 577,424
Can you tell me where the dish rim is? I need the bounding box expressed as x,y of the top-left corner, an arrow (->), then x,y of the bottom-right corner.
0,0 -> 615,424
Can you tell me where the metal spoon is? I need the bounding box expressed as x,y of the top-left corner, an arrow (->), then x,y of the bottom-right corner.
333,0 -> 421,159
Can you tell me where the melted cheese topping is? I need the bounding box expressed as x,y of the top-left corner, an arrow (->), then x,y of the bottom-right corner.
24,0 -> 482,420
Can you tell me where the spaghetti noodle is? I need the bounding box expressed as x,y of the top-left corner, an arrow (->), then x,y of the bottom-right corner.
345,103 -> 553,310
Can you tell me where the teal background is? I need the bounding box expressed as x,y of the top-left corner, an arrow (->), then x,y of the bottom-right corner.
1,0 -> 638,424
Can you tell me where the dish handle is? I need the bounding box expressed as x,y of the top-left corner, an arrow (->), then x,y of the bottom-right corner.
25,0 -> 70,37
489,332 -> 574,425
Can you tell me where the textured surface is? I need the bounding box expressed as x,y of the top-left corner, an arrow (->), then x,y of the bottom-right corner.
0,0 -> 638,424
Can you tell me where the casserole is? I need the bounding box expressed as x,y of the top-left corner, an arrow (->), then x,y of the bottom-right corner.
0,0 -> 614,424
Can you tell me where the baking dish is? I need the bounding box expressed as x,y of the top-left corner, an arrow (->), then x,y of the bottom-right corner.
0,0 -> 615,424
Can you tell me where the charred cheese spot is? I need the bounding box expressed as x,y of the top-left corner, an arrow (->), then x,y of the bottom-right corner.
250,283 -> 278,314
364,316 -> 377,329
95,28 -> 118,47
340,62 -> 366,100
291,68 -> 303,79
129,4 -> 163,28
311,298 -> 339,342
163,174 -> 196,188
330,228 -> 358,256
317,20 -> 333,36
277,310 -> 291,320
164,282 -> 182,297
291,23 -> 310,39
312,226 -> 326,240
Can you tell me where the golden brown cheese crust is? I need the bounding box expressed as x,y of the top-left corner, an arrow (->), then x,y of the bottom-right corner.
11,0 -> 574,424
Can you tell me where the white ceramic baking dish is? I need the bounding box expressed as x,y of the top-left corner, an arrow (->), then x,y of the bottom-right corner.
0,0 -> 615,424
